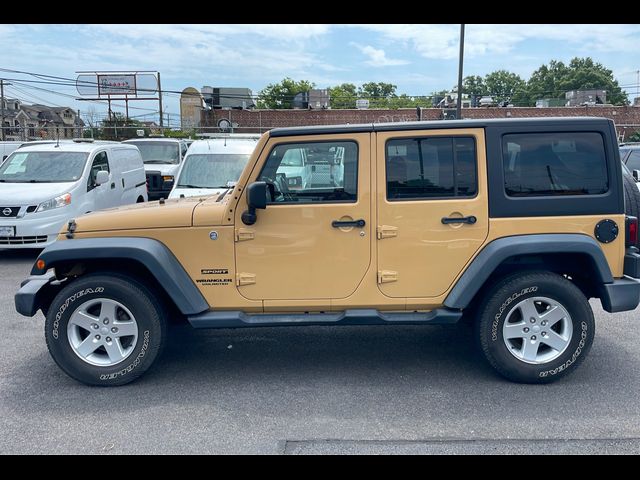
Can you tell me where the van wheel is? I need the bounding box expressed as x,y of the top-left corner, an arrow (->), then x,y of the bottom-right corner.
137,196 -> 145,203
44,274 -> 166,386
476,271 -> 594,383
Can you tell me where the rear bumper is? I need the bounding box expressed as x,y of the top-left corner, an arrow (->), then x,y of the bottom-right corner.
601,251 -> 640,313
15,271 -> 56,317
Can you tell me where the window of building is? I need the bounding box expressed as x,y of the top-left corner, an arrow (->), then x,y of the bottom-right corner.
258,141 -> 358,203
386,136 -> 477,200
503,132 -> 608,197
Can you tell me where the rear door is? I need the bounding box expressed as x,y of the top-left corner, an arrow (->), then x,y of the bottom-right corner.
376,128 -> 489,298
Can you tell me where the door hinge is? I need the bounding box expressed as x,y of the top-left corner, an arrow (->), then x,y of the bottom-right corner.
377,270 -> 398,284
235,228 -> 255,242
236,272 -> 256,286
377,225 -> 398,240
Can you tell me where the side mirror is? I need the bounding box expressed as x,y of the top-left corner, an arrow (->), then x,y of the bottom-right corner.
633,170 -> 640,182
241,181 -> 268,225
95,170 -> 109,186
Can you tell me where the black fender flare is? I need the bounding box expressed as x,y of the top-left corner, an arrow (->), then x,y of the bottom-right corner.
31,237 -> 209,315
444,234 -> 614,309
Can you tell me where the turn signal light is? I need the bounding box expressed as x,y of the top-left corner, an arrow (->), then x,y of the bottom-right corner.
36,259 -> 46,271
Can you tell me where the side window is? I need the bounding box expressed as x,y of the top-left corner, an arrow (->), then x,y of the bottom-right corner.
181,142 -> 188,159
386,136 -> 477,200
627,150 -> 640,172
87,151 -> 110,191
258,141 -> 358,203
503,132 -> 608,197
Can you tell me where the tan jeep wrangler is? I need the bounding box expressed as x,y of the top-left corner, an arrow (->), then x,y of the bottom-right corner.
15,117 -> 640,386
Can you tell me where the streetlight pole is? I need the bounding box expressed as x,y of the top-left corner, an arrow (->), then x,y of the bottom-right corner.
456,24 -> 465,119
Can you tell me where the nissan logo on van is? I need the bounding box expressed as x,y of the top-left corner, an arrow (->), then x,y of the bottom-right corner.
2,208 -> 12,216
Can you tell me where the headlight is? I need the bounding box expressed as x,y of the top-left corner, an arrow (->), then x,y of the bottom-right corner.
36,193 -> 71,212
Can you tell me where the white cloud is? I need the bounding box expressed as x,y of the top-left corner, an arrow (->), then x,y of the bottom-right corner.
351,43 -> 409,67
352,24 -> 640,60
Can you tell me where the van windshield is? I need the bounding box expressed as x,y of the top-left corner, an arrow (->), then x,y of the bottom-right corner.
0,151 -> 88,183
127,141 -> 180,165
176,154 -> 251,189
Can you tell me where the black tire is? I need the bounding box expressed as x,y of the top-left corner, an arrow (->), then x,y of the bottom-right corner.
476,271 -> 595,384
45,274 -> 167,386
623,168 -> 640,247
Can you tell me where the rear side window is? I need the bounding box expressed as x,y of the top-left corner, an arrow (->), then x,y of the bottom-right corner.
386,136 -> 477,200
626,150 -> 640,172
503,132 -> 608,197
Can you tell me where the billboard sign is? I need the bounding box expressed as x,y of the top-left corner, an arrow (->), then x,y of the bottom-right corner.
76,73 -> 158,98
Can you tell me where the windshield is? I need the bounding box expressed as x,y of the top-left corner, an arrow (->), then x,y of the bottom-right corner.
176,153 -> 251,188
128,142 -> 180,164
0,151 -> 88,183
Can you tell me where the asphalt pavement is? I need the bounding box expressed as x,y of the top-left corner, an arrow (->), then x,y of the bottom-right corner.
1,249 -> 639,454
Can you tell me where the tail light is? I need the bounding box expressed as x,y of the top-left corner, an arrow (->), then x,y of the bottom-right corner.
626,216 -> 638,247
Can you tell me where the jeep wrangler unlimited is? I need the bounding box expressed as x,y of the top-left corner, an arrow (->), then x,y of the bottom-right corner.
15,117 -> 640,386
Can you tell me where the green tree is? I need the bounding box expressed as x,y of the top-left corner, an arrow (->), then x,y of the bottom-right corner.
358,82 -> 397,107
463,75 -> 486,97
527,57 -> 628,106
257,78 -> 315,109
628,131 -> 640,142
484,70 -> 527,105
100,114 -> 150,141
329,83 -> 358,109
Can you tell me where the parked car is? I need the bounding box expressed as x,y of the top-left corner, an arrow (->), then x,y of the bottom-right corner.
1,141 -> 24,163
620,143 -> 640,181
169,135 -> 260,199
16,117 -> 640,386
123,138 -> 190,201
0,140 -> 146,248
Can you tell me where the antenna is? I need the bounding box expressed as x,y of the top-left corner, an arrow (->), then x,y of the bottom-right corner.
55,127 -> 60,148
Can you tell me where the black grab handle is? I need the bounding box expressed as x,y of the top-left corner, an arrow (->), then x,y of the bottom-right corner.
441,216 -> 477,225
332,219 -> 366,228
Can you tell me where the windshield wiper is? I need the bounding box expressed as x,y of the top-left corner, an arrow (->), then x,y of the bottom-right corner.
177,184 -> 209,189
144,160 -> 175,164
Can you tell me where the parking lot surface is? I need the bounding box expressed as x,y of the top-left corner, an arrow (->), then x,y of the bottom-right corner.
1,249 -> 639,454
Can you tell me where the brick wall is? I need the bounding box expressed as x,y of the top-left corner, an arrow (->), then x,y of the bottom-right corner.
202,106 -> 640,140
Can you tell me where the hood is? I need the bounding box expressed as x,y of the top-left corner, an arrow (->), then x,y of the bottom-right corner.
72,197 -> 204,233
0,182 -> 76,205
168,187 -> 227,199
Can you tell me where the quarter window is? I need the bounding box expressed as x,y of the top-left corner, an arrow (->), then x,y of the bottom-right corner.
503,132 -> 608,197
386,136 -> 477,200
258,141 -> 358,203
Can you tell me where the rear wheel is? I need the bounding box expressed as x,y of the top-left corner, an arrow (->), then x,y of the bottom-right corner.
476,271 -> 595,383
45,274 -> 166,386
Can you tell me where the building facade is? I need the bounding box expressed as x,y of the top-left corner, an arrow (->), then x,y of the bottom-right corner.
1,99 -> 85,141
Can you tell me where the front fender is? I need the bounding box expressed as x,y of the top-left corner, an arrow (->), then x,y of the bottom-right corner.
29,237 -> 209,315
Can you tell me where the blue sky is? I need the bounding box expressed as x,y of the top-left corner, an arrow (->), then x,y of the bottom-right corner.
1,24 -> 639,124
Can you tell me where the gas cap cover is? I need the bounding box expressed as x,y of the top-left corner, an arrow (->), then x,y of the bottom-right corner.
594,219 -> 619,244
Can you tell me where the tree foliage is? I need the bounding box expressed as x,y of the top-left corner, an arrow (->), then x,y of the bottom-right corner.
257,78 -> 315,109
526,57 -> 628,106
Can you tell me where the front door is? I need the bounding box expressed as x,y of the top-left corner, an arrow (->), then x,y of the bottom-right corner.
376,128 -> 489,298
86,150 -> 113,212
234,134 -> 371,301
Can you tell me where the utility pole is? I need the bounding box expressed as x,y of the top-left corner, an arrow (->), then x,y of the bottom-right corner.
157,72 -> 164,133
456,24 -> 465,120
1,79 -> 6,141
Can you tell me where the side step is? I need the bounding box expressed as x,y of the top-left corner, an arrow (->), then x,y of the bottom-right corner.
187,308 -> 462,329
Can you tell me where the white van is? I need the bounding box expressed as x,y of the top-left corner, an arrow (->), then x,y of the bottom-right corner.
1,141 -> 23,163
123,138 -> 190,200
168,135 -> 260,199
0,141 -> 147,248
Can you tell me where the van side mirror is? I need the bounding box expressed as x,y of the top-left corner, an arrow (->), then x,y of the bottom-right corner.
95,170 -> 109,186
633,170 -> 640,182
241,181 -> 268,225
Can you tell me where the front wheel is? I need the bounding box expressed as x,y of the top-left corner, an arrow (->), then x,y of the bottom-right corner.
45,274 -> 167,386
476,271 -> 595,383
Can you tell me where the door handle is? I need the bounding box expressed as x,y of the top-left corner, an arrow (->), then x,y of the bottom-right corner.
332,219 -> 366,228
441,216 -> 477,225
110,182 -> 116,189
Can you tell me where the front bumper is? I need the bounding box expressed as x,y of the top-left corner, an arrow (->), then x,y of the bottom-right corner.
0,211 -> 70,249
601,250 -> 640,313
15,271 -> 56,317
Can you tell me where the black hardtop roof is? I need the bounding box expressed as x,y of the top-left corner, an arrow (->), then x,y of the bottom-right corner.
269,116 -> 613,137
